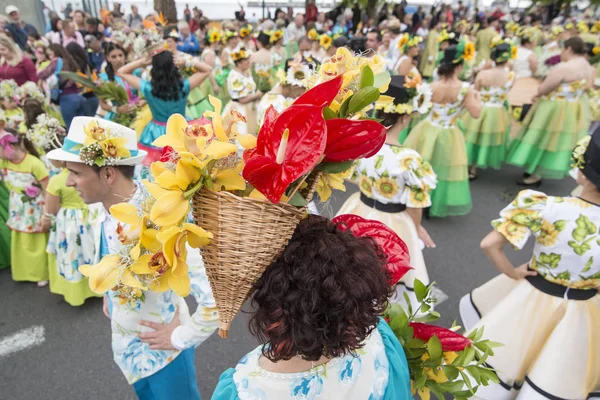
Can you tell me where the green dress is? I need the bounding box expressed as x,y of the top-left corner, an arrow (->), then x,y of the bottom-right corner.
47,169 -> 101,306
462,72 -> 515,169
506,79 -> 590,179
403,83 -> 471,217
0,181 -> 11,269
0,154 -> 49,282
419,29 -> 439,78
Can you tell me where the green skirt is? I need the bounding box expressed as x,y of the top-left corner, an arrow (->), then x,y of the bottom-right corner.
463,104 -> 511,169
48,254 -> 101,306
398,113 -> 426,144
506,97 -> 589,179
0,182 -> 10,269
185,86 -> 207,120
403,120 -> 472,217
11,231 -> 48,282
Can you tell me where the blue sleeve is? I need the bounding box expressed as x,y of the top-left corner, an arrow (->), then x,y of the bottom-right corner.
140,80 -> 152,98
190,36 -> 200,53
182,79 -> 191,96
176,43 -> 187,52
211,369 -> 239,400
133,68 -> 142,78
378,318 -> 413,400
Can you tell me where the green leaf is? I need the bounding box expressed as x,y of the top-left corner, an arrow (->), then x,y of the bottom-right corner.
316,160 -> 354,174
427,335 -> 443,360
415,370 -> 427,388
420,303 -> 431,313
459,370 -> 474,393
403,292 -> 413,316
339,95 -> 352,118
322,107 -> 337,120
414,279 -> 427,303
287,192 -> 308,207
359,65 -> 374,89
466,366 -> 482,383
442,365 -> 460,381
582,256 -> 593,272
348,87 -> 379,114
554,220 -> 566,232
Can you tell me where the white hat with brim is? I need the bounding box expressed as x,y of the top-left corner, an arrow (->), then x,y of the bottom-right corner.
5,5 -> 19,15
47,117 -> 147,166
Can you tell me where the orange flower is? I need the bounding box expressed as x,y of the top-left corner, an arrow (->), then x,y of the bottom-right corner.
404,70 -> 422,88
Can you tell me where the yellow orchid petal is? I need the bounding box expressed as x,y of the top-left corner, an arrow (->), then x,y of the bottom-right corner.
150,273 -> 170,292
130,254 -> 154,275
170,245 -> 188,277
154,169 -> 181,191
168,270 -> 191,296
143,180 -> 169,200
213,169 -> 247,191
206,96 -> 227,141
201,141 -> 238,162
150,190 -> 190,227
249,189 -> 267,200
175,158 -> 202,190
181,223 -> 213,248
130,242 -> 141,259
151,162 -> 169,178
141,228 -> 161,252
156,226 -> 180,267
109,203 -> 141,226
120,269 -> 146,289
79,254 -> 121,294
153,114 -> 187,151
236,133 -> 257,150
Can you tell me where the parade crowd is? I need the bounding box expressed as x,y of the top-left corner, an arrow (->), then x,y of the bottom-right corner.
0,1 -> 600,399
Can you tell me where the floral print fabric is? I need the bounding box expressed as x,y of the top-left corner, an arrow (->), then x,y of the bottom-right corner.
542,79 -> 587,102
1,155 -> 48,233
353,144 -> 437,208
492,189 -> 600,289
479,72 -> 515,107
427,82 -> 469,128
227,68 -> 257,100
230,328 -> 390,400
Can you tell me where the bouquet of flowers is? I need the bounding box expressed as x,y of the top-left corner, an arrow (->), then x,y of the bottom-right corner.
80,48 -> 392,337
26,114 -> 64,150
251,66 -> 273,93
132,30 -> 165,59
0,79 -> 19,100
17,82 -> 45,103
333,214 -> 501,400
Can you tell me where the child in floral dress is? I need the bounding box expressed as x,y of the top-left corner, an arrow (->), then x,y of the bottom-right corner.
0,129 -> 49,286
43,160 -> 101,306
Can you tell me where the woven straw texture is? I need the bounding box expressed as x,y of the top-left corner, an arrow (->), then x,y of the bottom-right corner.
192,188 -> 305,337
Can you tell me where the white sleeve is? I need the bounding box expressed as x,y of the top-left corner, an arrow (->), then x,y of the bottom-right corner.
170,247 -> 218,350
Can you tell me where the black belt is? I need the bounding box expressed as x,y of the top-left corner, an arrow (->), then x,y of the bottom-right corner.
360,193 -> 406,213
526,267 -> 597,300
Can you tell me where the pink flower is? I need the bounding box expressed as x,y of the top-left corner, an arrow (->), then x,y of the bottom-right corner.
24,185 -> 41,198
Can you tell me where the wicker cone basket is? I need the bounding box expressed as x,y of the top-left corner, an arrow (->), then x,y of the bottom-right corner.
192,188 -> 306,338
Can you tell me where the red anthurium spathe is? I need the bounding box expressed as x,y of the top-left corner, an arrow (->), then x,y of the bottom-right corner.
409,322 -> 472,352
293,75 -> 343,107
324,118 -> 387,162
332,214 -> 411,284
243,104 -> 327,203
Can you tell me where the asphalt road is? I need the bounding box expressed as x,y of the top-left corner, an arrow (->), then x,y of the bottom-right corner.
0,164 -> 574,400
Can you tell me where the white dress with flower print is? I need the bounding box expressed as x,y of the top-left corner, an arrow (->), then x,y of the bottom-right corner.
354,144 -> 437,207
229,328 -> 390,400
224,68 -> 258,136
493,189 -> 600,289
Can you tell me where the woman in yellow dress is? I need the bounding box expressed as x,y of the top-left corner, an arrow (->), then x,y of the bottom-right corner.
419,19 -> 442,79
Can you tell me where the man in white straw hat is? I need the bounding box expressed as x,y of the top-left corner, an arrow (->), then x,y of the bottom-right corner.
47,117 -> 217,400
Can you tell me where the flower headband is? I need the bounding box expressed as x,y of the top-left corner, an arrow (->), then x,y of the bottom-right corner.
239,26 -> 252,38
437,30 -> 456,43
319,34 -> 333,50
592,21 -> 600,34
270,30 -> 283,43
231,48 -> 249,62
275,62 -> 313,88
308,28 -> 320,41
222,30 -> 237,43
491,37 -> 517,63
577,21 -> 590,34
453,41 -> 475,64
207,29 -> 222,44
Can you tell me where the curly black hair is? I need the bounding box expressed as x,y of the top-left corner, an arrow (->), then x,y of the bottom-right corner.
150,51 -> 184,101
249,215 -> 393,363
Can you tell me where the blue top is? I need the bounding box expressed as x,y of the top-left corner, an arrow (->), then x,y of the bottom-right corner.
177,34 -> 200,56
88,50 -> 104,72
139,79 -> 191,148
211,318 -> 412,400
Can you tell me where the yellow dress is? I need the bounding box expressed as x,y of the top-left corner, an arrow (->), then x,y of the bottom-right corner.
418,29 -> 439,78
475,27 -> 497,65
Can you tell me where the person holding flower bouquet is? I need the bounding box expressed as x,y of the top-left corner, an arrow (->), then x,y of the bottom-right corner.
47,117 -> 218,400
223,48 -> 264,136
404,43 -> 481,217
459,133 -> 600,399
0,128 -> 50,286
117,50 -> 212,165
212,215 -> 413,399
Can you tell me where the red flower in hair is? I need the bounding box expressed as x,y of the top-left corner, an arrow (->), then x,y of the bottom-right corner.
332,214 -> 411,285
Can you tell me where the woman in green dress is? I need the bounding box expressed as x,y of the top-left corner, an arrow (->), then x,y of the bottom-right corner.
193,29 -> 223,116
462,40 -> 516,179
508,37 -> 594,186
404,43 -> 481,217
418,19 -> 442,79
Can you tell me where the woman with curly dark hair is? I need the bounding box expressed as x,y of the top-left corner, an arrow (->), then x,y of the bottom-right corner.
117,49 -> 211,164
212,215 -> 412,399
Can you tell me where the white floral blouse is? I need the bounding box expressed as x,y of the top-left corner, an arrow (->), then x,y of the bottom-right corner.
227,68 -> 257,100
493,189 -> 600,290
353,144 -> 437,208
542,79 -> 587,102
226,328 -> 390,400
480,72 -> 515,107
427,82 -> 469,128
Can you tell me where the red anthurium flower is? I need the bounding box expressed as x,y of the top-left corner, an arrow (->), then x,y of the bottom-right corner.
324,118 -> 387,162
409,322 -> 472,352
332,214 -> 411,285
243,104 -> 327,203
293,75 -> 343,108
159,146 -> 178,162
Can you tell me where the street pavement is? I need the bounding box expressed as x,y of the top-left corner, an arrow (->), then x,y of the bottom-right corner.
0,164 -> 574,400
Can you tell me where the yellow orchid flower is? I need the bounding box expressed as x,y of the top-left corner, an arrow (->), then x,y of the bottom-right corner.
130,216 -> 161,259
151,268 -> 191,296
320,62 -> 341,80
83,120 -> 109,144
101,137 -> 131,159
79,255 -> 121,293
368,54 -> 386,74
315,171 -> 350,201
110,202 -> 142,226
204,96 -> 228,142
212,163 -> 247,191
144,180 -> 192,227
152,114 -> 187,152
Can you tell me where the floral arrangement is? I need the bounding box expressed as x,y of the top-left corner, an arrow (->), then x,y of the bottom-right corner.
592,21 -> 600,34
270,30 -> 283,44
437,30 -> 456,44
572,135 -> 591,170
385,281 -> 501,400
319,34 -> 333,50
490,36 -> 517,63
222,30 -> 237,44
274,62 -> 314,88
110,30 -> 136,49
0,79 -> 19,100
71,120 -> 132,167
375,71 -> 433,115
17,82 -> 45,103
132,30 -> 164,58
397,34 -> 424,54
80,49 -> 392,320
26,114 -> 64,150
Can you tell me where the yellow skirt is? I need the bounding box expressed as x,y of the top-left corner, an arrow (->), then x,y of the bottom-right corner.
336,192 -> 429,290
466,278 -> 600,399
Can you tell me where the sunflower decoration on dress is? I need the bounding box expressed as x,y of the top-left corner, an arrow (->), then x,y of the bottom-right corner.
207,29 -> 222,44
270,29 -> 284,44
81,49 -> 393,338
572,135 -> 591,170
319,34 -> 333,50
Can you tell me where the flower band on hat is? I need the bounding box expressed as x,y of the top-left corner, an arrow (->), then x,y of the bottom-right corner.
231,48 -> 249,62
